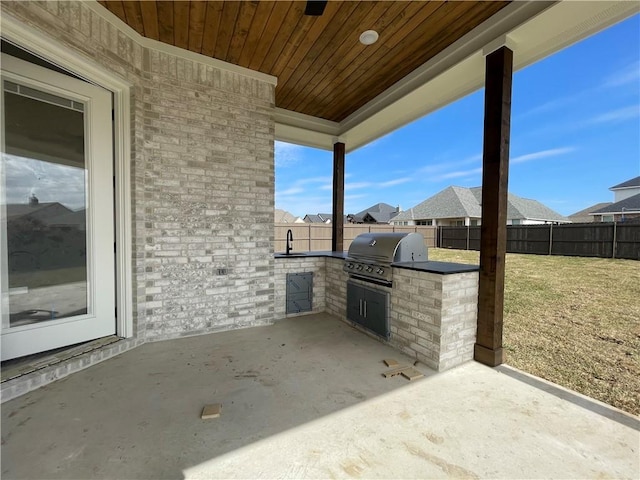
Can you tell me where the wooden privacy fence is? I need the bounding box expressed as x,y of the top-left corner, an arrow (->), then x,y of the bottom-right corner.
439,223 -> 640,260
274,224 -> 437,253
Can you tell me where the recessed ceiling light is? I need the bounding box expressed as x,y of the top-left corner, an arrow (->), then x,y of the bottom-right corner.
359,30 -> 379,46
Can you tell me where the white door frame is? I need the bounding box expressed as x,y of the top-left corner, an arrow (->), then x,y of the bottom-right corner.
1,13 -> 134,339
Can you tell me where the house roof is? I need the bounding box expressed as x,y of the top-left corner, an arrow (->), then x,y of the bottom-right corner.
499,190 -> 569,223
354,203 -> 399,224
393,186 -> 481,221
6,202 -> 71,219
393,186 -> 569,223
91,1 -> 639,152
568,202 -> 613,222
275,208 -> 297,223
303,214 -> 324,223
610,176 -> 640,190
591,193 -> 640,214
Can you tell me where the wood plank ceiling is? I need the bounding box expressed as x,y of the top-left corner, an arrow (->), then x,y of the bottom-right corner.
99,1 -> 509,122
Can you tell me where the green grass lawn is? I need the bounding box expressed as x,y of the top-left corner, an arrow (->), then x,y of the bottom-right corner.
429,248 -> 640,416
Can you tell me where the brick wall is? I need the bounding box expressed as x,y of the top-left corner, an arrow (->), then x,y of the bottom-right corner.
2,2 -> 276,342
274,258 -> 326,318
390,268 -> 478,371
325,258 -> 348,318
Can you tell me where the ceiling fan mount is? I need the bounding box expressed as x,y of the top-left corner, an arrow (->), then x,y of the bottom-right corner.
304,1 -> 328,17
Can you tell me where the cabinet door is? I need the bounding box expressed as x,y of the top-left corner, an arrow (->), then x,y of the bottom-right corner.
363,288 -> 389,339
346,281 -> 363,323
286,273 -> 313,313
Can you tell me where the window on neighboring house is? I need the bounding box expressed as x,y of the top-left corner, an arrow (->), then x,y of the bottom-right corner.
512,219 -> 521,225
453,220 -> 464,226
470,219 -> 478,226
602,215 -> 614,222
415,220 -> 432,226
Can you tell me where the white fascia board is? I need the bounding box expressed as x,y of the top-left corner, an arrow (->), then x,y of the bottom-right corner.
275,123 -> 337,151
509,0 -> 640,73
84,0 -> 277,86
610,185 -> 640,191
274,108 -> 340,150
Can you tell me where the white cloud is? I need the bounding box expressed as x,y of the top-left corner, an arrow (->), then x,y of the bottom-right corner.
585,105 -> 640,125
345,182 -> 372,191
278,186 -> 304,196
511,147 -> 576,164
434,167 -> 483,181
379,177 -> 412,187
275,141 -> 306,168
419,153 -> 481,174
604,61 -> 640,88
297,175 -> 333,185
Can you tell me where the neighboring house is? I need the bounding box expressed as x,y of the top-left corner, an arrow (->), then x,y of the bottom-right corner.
6,201 -> 73,225
304,213 -> 332,224
590,192 -> 640,223
610,176 -> 640,202
391,186 -> 569,226
275,208 -> 303,223
571,176 -> 640,223
45,209 -> 87,231
303,213 -> 350,224
348,203 -> 400,224
568,203 -> 613,223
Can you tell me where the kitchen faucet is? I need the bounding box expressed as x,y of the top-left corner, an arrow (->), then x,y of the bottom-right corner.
286,229 -> 293,255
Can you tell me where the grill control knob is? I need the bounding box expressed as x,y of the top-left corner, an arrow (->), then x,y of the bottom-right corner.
356,264 -> 363,270
377,268 -> 384,275
347,263 -> 354,269
366,266 -> 373,273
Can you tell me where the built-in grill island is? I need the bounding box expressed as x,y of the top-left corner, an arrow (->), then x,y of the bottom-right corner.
344,233 -> 427,339
343,232 -> 427,286
275,231 -> 479,372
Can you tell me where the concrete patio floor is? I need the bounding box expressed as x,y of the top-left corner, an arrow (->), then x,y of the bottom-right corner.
2,313 -> 638,479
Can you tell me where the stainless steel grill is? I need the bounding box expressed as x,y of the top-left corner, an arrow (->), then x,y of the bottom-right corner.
343,232 -> 427,285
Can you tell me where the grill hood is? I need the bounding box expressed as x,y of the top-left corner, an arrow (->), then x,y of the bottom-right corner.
347,232 -> 427,265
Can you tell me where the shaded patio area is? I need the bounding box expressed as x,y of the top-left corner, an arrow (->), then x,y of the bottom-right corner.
2,313 -> 638,479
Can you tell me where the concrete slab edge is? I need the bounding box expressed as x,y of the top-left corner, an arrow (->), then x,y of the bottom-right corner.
495,364 -> 640,430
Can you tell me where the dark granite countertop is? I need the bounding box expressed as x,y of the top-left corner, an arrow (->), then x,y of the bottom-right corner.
274,252 -> 477,275
392,260 -> 479,274
274,251 -> 348,259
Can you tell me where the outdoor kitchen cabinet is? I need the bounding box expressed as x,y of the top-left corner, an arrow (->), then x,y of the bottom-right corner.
347,281 -> 389,339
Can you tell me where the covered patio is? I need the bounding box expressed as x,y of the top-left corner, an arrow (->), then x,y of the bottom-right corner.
2,313 -> 638,479
1,1 -> 639,478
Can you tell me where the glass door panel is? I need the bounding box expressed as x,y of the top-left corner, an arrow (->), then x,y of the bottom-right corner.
1,53 -> 115,361
3,84 -> 89,328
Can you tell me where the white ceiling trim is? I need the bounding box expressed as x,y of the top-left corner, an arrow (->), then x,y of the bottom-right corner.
276,0 -> 640,153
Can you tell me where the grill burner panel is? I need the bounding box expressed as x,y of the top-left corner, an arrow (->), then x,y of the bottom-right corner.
344,232 -> 427,285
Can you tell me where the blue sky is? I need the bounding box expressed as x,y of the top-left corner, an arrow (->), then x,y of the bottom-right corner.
275,14 -> 640,219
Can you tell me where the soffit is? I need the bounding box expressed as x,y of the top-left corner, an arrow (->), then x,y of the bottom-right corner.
97,1 -> 509,122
